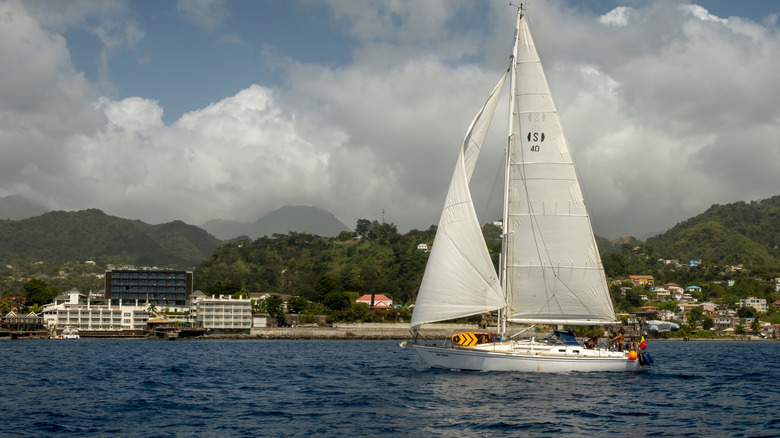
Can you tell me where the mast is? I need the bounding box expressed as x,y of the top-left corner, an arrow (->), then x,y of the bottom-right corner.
500,6 -> 522,337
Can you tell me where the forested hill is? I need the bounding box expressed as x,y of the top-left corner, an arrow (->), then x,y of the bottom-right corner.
644,196 -> 780,266
195,222 -> 436,304
0,209 -> 221,268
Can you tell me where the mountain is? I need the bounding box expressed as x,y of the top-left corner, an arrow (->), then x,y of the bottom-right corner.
0,209 -> 222,268
202,205 -> 351,240
645,196 -> 780,266
0,195 -> 48,220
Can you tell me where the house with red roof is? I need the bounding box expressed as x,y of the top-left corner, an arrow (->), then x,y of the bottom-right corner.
356,294 -> 393,309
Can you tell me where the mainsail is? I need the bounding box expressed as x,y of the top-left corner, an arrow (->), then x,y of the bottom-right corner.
503,11 -> 616,325
409,72 -> 508,332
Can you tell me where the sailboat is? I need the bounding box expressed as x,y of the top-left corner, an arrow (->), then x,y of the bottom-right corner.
406,6 -> 648,373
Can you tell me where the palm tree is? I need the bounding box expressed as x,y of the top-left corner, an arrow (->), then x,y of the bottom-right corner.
750,318 -> 761,334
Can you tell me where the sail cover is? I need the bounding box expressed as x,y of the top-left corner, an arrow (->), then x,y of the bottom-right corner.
410,72 -> 508,332
504,12 -> 617,325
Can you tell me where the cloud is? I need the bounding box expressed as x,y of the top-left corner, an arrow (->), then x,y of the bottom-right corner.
599,7 -> 636,27
177,0 -> 228,32
21,0 -> 144,94
1,0 -> 780,241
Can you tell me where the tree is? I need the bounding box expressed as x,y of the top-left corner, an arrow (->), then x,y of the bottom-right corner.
287,295 -> 309,314
737,306 -> 757,319
355,219 -> 371,239
336,231 -> 355,242
204,280 -> 243,297
702,314 -> 714,331
324,291 -> 351,311
24,279 -> 59,307
264,295 -> 285,326
686,307 -> 704,330
750,318 -> 761,334
314,275 -> 340,302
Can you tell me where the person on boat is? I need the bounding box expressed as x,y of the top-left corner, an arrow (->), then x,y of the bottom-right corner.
585,336 -> 598,349
611,329 -> 625,351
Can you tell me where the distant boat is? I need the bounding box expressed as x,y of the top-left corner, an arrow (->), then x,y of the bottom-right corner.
405,5 -> 648,373
60,326 -> 79,340
643,320 -> 680,334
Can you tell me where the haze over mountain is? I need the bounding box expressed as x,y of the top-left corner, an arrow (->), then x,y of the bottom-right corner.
201,205 -> 351,240
0,195 -> 49,220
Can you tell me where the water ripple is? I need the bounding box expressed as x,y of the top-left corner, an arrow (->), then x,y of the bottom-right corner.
1,339 -> 778,437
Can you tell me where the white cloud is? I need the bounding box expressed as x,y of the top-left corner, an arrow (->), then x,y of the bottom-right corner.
2,0 -> 780,240
599,7 -> 636,27
681,4 -> 728,24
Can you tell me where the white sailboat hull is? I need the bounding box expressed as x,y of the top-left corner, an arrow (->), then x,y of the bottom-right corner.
410,342 -> 647,373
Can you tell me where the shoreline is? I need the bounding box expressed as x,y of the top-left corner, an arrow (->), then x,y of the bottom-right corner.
14,323 -> 779,341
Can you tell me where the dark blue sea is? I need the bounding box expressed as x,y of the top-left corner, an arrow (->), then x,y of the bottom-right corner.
1,339 -> 778,437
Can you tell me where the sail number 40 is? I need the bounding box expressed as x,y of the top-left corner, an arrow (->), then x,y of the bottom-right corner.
527,131 -> 544,152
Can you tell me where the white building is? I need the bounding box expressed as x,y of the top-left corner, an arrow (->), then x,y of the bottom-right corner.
652,288 -> 670,300
191,295 -> 252,331
700,302 -> 718,313
42,298 -> 150,331
740,297 -> 767,313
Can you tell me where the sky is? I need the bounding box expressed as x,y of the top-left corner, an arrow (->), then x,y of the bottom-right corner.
1,0 -> 779,239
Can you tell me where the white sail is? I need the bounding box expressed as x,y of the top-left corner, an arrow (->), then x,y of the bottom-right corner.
410,72 -> 508,331
406,7 -> 644,374
503,12 -> 617,325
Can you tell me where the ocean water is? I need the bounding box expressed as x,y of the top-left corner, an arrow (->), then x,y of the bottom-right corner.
1,339 -> 778,437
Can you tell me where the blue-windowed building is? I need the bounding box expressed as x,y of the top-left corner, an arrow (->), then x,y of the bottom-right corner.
105,269 -> 193,306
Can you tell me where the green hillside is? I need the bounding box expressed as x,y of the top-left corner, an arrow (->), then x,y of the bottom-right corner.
195,222 -> 434,304
645,196 -> 780,265
0,209 -> 222,268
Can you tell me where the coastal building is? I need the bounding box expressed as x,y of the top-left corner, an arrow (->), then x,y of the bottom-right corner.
739,297 -> 767,313
42,295 -> 150,331
713,316 -> 739,330
651,287 -> 670,300
191,294 -> 251,332
700,302 -> 718,313
356,294 -> 393,309
665,283 -> 684,297
678,302 -> 700,312
629,275 -> 654,287
105,269 -> 193,306
1,310 -> 45,332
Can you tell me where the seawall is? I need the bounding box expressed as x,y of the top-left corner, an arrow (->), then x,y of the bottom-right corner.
209,323 -> 481,340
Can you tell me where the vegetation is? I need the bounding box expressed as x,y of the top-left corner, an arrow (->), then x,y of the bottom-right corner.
195,220 -> 436,307
0,209 -> 221,268
2,196 -> 780,330
645,195 -> 780,265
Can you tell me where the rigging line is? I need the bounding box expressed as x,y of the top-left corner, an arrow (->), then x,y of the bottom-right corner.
481,152 -> 505,227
